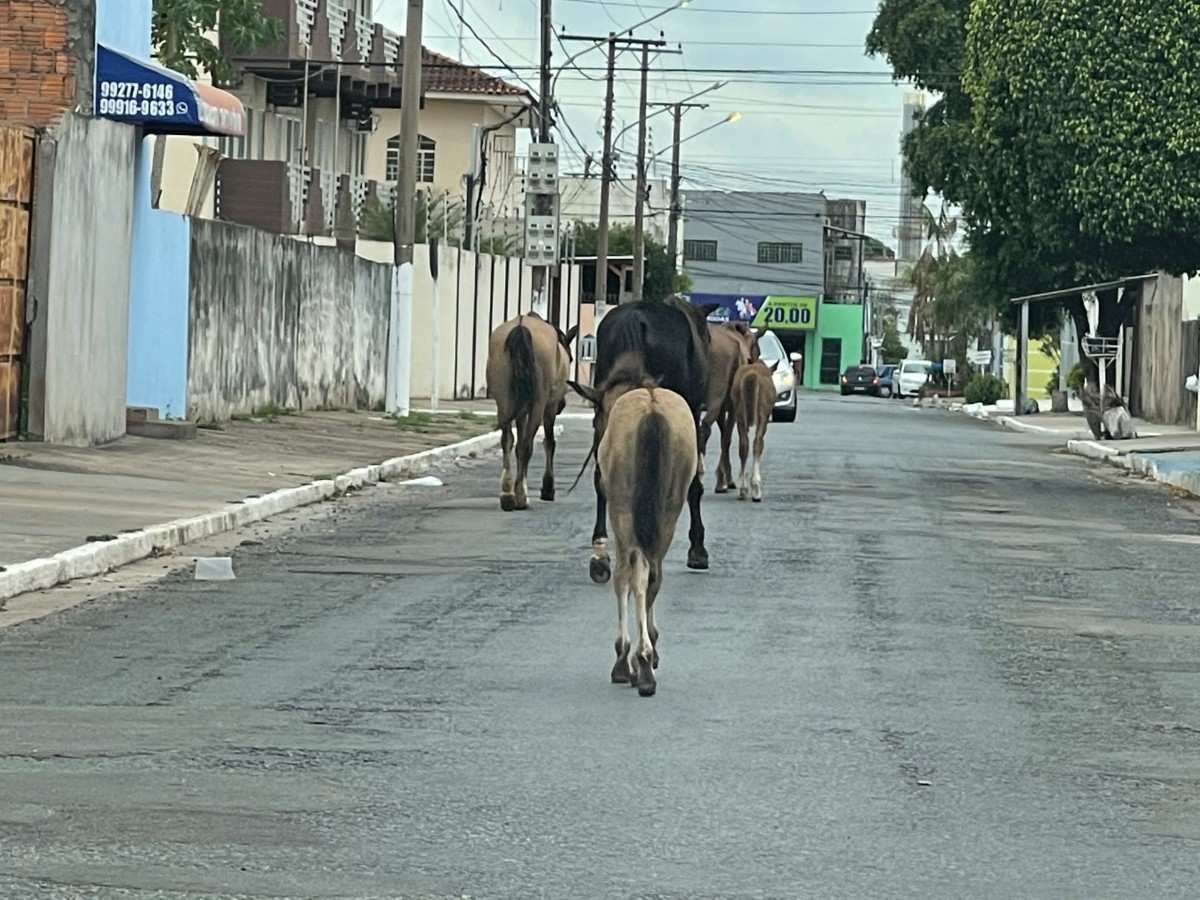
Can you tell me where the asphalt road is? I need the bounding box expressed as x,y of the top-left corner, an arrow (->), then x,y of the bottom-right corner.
4,396 -> 1200,898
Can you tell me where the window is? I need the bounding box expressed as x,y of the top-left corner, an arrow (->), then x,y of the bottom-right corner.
820,338 -> 842,385
283,117 -> 303,165
386,134 -> 436,183
683,239 -> 718,262
758,242 -> 803,264
834,245 -> 854,261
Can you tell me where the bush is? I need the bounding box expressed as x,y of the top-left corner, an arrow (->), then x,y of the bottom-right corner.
964,373 -> 1007,405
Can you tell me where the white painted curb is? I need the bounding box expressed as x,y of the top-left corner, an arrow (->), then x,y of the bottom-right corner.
0,426 -> 559,606
1066,439 -> 1122,463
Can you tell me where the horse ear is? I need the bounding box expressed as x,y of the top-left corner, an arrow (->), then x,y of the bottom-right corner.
696,303 -> 720,320
769,359 -> 781,372
567,381 -> 600,405
563,324 -> 579,347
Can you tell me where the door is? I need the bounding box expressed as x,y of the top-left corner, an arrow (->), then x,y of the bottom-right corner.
0,127 -> 33,440
820,337 -> 842,385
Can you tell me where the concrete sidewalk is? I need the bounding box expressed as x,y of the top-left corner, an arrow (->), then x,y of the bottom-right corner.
955,399 -> 1200,498
1,409 -> 502,601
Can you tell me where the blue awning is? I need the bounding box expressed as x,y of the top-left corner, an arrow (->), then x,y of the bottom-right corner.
94,44 -> 245,137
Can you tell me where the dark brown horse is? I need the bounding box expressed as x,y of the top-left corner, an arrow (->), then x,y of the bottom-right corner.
486,314 -> 577,511
574,297 -> 714,582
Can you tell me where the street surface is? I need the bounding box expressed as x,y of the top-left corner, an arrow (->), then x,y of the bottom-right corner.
3,396 -> 1200,898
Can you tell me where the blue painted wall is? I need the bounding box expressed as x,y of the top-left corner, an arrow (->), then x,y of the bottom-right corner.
96,0 -> 193,418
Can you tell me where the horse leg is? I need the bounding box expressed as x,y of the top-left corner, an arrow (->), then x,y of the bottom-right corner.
629,551 -> 656,697
752,420 -> 766,503
647,558 -> 662,669
513,412 -> 536,510
590,463 -> 612,584
540,407 -> 557,502
685,472 -> 709,571
698,411 -> 715,478
737,415 -> 751,501
716,406 -> 734,493
610,538 -> 632,683
499,420 -> 517,511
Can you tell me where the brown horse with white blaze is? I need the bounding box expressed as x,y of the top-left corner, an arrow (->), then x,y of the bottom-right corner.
732,358 -> 780,503
487,314 -> 577,511
571,358 -> 698,697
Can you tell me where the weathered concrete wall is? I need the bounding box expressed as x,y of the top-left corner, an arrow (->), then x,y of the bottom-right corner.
42,113 -> 137,445
188,220 -> 390,422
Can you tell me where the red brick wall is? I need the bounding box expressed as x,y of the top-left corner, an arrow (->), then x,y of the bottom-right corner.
0,1 -> 79,127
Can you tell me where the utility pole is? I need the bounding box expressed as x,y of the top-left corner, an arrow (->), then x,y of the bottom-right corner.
650,100 -> 707,282
388,0 -> 424,416
596,34 -> 617,321
561,33 -> 670,317
631,45 -> 650,303
529,0 -> 555,321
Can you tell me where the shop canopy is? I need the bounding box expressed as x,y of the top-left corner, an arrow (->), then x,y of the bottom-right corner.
94,44 -> 245,137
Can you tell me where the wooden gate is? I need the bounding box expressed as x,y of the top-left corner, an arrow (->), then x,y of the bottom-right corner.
0,127 -> 34,439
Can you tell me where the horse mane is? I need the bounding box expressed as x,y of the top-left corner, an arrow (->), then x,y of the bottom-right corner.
602,353 -> 659,396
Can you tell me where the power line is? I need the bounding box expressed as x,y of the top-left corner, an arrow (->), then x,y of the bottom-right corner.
559,0 -> 877,14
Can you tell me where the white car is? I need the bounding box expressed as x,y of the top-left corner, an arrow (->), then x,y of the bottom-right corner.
894,359 -> 933,399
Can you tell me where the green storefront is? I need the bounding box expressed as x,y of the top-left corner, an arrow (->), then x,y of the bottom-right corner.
693,294 -> 866,390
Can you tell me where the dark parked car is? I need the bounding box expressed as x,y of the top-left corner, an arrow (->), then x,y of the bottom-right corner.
876,364 -> 897,398
840,365 -> 880,396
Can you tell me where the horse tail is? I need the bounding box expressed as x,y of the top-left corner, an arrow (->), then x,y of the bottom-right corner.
504,321 -> 537,421
740,368 -> 758,427
633,408 -> 665,552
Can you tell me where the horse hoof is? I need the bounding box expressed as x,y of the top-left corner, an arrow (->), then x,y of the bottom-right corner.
636,668 -> 657,697
686,549 -> 709,571
637,683 -> 657,698
610,660 -> 631,684
590,557 -> 612,584
540,488 -> 555,502
499,495 -> 516,512
752,496 -> 763,504
714,485 -> 729,494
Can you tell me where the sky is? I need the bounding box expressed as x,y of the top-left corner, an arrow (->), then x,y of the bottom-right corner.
376,0 -> 915,248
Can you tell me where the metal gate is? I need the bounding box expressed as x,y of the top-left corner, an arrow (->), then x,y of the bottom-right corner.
0,127 -> 34,440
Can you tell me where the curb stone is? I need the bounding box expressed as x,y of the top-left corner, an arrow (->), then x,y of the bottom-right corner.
1,426 -> 560,606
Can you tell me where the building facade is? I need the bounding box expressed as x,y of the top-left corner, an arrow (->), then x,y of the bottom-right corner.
681,190 -> 866,389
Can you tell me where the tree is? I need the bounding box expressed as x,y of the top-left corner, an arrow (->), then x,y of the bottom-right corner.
866,0 -> 974,205
571,223 -> 685,302
153,0 -> 283,82
964,0 -> 1200,377
880,317 -> 906,365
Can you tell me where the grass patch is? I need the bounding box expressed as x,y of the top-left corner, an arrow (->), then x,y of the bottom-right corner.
233,402 -> 298,423
388,411 -> 493,436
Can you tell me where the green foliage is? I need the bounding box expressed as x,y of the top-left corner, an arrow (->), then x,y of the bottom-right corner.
152,0 -> 283,82
965,0 -> 1200,278
880,317 -> 906,365
572,222 -> 678,302
964,373 -> 1007,405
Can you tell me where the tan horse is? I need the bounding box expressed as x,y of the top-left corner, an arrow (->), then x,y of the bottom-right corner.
570,357 -> 697,697
701,323 -> 759,493
486,314 -> 577,511
731,358 -> 779,503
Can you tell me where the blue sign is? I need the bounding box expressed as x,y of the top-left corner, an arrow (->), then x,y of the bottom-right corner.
95,44 -> 245,137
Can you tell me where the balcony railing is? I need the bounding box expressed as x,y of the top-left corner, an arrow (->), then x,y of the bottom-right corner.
216,159 -> 390,239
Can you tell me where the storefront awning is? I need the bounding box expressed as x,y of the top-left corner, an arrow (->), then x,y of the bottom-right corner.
94,45 -> 245,137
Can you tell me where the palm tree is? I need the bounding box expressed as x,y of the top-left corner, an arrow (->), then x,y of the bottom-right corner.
906,203 -> 959,348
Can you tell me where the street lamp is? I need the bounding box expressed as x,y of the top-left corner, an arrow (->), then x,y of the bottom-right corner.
649,110 -> 742,164
613,80 -> 728,149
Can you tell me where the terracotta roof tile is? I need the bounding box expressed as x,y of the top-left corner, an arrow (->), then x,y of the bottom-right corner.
418,46 -> 529,98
